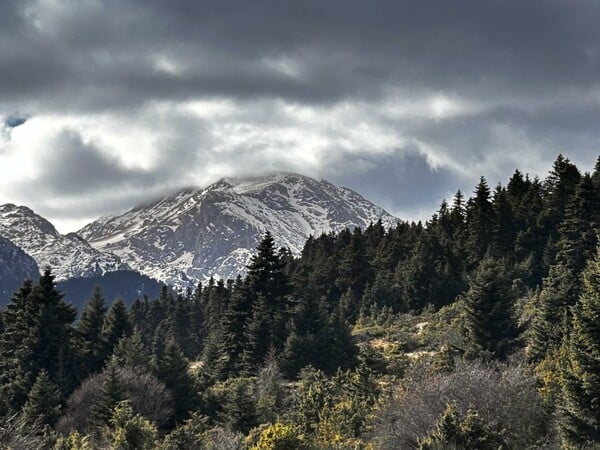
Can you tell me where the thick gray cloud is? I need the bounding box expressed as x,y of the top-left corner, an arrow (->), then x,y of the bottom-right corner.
36,130 -> 158,196
0,0 -> 599,231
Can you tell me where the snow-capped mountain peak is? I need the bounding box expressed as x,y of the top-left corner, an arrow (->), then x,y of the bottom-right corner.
79,173 -> 399,287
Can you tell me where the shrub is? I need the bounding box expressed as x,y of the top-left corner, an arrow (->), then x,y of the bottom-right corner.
250,422 -> 308,450
57,367 -> 173,433
373,360 -> 555,449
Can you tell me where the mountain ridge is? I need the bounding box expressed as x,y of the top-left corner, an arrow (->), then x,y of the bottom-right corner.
0,235 -> 39,301
0,203 -> 128,281
0,173 -> 399,288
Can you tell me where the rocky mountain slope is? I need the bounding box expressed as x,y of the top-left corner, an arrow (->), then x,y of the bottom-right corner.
0,204 -> 127,281
80,173 -> 399,287
0,235 -> 39,302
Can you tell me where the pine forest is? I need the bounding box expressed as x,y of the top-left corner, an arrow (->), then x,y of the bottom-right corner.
2,154 -> 600,449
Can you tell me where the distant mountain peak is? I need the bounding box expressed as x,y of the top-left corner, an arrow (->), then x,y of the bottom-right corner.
79,173 -> 399,288
0,203 -> 128,281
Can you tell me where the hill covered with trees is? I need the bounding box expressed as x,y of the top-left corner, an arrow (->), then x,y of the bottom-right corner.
1,154 -> 599,449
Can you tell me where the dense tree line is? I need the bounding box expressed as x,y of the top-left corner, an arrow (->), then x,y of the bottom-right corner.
0,153 -> 599,448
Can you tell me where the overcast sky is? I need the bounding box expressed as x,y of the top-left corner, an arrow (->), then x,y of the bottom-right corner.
1,0 -> 599,232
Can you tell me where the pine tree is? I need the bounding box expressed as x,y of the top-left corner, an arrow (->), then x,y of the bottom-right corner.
592,155 -> 600,190
339,287 -> 360,320
246,231 -> 291,353
247,231 -> 288,298
151,319 -> 169,361
513,176 -> 546,286
243,294 -> 272,371
157,284 -> 175,312
214,277 -> 250,378
466,177 -> 494,266
450,190 -> 466,232
154,340 -> 198,425
166,293 -> 195,358
0,279 -> 35,415
0,269 -> 76,414
295,232 -> 340,304
218,377 -> 257,434
506,169 -> 529,208
318,306 -> 358,374
528,175 -> 600,363
102,299 -> 132,356
335,228 -> 371,301
110,328 -> 152,373
360,273 -> 398,311
527,263 -> 573,363
364,220 -> 386,259
536,155 -> 581,273
282,294 -> 325,377
491,184 -> 516,259
560,247 -> 600,447
188,283 -> 204,357
31,268 -> 78,393
542,154 -> 581,237
89,363 -> 124,430
21,369 -> 62,427
202,278 -> 228,339
556,174 -> 600,273
462,256 -> 517,360
135,292 -> 170,348
76,286 -> 108,376
396,229 -> 462,312
250,422 -> 307,450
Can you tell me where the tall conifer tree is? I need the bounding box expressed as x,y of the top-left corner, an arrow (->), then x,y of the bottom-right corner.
154,340 -> 198,425
215,276 -> 250,377
0,280 -> 35,415
0,269 -> 76,414
463,256 -> 517,360
76,286 -> 108,376
560,247 -> 600,447
245,231 -> 291,355
21,369 -> 62,427
243,294 -> 272,371
529,174 -> 600,363
102,298 -> 132,356
466,177 -> 494,266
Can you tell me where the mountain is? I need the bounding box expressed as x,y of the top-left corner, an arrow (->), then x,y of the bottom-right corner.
0,235 -> 39,303
79,173 -> 399,287
0,204 -> 127,281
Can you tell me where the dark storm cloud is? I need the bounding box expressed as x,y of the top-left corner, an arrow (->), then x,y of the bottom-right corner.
0,0 -> 599,230
2,0 -> 600,110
